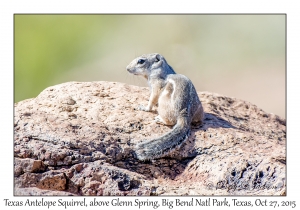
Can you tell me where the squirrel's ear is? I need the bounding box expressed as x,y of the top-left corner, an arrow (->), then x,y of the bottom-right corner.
155,54 -> 161,62
152,54 -> 163,69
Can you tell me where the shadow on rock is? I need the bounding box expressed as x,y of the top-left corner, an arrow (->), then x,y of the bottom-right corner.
197,113 -> 236,131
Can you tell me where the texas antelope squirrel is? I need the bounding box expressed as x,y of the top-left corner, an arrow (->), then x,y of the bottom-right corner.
126,53 -> 204,161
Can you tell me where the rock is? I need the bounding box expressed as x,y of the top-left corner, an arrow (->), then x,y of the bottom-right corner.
14,81 -> 286,195
14,187 -> 75,196
14,158 -> 46,176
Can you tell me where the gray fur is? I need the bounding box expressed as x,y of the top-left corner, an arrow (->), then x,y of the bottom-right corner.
126,53 -> 204,160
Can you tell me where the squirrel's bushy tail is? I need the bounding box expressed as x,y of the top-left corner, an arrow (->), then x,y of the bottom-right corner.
135,109 -> 190,161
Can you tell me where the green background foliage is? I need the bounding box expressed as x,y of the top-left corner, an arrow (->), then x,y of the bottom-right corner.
14,15 -> 285,118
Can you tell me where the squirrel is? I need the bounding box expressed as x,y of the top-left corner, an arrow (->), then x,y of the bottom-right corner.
126,53 -> 204,161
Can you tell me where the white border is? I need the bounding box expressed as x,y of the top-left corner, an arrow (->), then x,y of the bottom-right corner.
1,0 -> 299,209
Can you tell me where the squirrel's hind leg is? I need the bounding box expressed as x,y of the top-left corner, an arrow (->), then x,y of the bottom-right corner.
155,115 -> 176,126
191,105 -> 204,128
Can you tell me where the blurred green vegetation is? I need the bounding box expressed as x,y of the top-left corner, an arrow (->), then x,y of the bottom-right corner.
15,15 -> 110,101
14,15 -> 285,118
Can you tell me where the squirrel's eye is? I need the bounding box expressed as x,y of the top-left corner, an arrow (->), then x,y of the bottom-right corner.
137,59 -> 145,65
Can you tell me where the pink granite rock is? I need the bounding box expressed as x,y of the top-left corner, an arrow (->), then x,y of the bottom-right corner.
14,81 -> 286,195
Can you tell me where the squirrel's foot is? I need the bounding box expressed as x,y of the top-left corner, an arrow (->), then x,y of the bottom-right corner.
154,115 -> 166,125
137,104 -> 151,112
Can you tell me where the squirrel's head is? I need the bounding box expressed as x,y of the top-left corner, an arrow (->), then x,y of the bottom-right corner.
126,53 -> 166,78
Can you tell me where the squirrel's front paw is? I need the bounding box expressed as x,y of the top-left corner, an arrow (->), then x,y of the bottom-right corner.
137,104 -> 150,112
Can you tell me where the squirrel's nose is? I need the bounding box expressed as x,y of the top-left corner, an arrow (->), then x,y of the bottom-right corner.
126,65 -> 132,72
